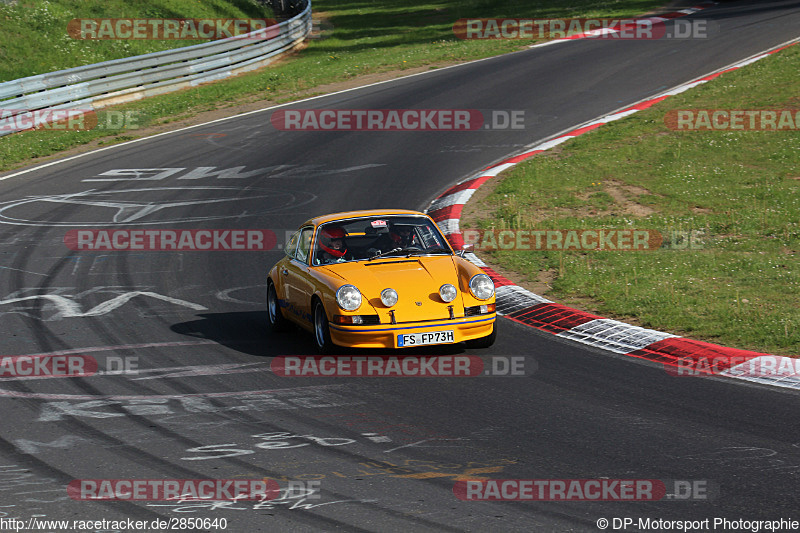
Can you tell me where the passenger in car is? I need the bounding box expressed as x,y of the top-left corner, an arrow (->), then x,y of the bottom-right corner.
316,226 -> 352,264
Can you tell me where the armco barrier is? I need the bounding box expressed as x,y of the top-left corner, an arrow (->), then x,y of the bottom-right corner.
0,1 -> 311,136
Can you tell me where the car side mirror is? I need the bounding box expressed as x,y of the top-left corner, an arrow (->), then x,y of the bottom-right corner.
457,244 -> 474,257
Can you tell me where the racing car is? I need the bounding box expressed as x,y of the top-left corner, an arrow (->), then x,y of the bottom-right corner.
266,209 -> 496,353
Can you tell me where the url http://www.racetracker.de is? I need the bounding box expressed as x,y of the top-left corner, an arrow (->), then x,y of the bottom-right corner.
596,517 -> 799,531
0,517 -> 228,531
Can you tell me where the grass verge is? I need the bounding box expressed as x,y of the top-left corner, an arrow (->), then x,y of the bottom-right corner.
465,43 -> 800,355
0,0 -> 274,81
0,0 -> 667,170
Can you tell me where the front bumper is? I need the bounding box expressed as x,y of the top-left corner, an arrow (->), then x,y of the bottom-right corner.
328,314 -> 496,349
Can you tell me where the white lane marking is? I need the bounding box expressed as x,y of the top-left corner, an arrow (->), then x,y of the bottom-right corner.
128,363 -> 271,380
0,383 -> 354,401
3,340 -> 216,358
0,266 -> 47,276
34,385 -> 362,419
0,186 -> 308,226
0,291 -> 206,320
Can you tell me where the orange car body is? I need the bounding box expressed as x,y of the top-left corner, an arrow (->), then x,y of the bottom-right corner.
267,209 -> 496,350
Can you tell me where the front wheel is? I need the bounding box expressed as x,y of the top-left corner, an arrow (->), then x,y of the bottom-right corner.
267,281 -> 287,332
313,299 -> 335,354
465,323 -> 496,349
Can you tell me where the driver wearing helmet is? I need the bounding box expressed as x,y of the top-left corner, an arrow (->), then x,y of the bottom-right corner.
388,223 -> 417,248
373,222 -> 418,254
316,226 -> 351,264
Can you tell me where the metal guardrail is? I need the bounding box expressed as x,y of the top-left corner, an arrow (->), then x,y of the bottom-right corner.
0,0 -> 311,136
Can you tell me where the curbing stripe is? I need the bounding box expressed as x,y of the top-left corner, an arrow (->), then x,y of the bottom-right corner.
427,22 -> 800,389
428,189 -> 477,212
495,285 -> 552,315
721,357 -> 800,390
506,303 -> 601,334
627,337 -> 768,371
557,319 -> 677,354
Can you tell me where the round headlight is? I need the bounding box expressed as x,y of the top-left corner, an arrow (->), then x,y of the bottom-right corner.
469,274 -> 495,300
380,288 -> 398,307
336,284 -> 362,311
439,284 -> 457,303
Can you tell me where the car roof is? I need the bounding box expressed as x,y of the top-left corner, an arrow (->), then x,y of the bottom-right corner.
302,209 -> 429,228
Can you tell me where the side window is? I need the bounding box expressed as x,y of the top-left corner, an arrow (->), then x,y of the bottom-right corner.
419,224 -> 442,249
295,227 -> 314,264
285,231 -> 300,259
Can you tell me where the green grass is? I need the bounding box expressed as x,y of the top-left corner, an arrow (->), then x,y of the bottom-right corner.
0,0 -> 665,169
0,0 -> 274,81
470,44 -> 800,355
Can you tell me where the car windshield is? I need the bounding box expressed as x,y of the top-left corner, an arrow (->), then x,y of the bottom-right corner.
311,215 -> 452,266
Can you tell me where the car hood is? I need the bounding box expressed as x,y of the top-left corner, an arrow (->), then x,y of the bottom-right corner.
319,255 -> 461,320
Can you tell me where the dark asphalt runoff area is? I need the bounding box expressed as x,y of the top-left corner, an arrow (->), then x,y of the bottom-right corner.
0,1 -> 799,531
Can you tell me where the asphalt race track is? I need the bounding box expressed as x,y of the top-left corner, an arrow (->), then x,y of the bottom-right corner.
1,1 -> 799,531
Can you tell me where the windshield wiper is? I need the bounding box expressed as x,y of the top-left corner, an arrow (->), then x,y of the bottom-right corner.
367,247 -> 402,260
404,247 -> 452,256
368,247 -> 453,261
368,247 -> 420,260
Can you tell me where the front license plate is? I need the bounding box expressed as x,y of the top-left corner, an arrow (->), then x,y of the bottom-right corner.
397,330 -> 455,347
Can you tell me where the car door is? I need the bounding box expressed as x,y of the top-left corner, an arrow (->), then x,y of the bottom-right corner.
276,229 -> 300,302
283,226 -> 315,324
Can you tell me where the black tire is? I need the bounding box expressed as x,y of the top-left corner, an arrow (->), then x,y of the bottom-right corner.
465,322 -> 496,349
267,280 -> 287,332
313,299 -> 335,354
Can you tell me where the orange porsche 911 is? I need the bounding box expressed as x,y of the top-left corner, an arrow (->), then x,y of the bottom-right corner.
266,209 -> 496,353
